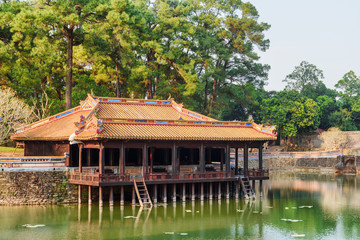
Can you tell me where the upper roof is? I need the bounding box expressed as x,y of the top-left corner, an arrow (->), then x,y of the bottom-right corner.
12,94 -> 276,142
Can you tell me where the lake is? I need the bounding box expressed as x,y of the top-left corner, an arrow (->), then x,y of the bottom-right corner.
1,172 -> 360,239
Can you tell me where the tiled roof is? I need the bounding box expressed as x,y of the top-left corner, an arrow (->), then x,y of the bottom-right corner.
12,94 -> 276,142
75,122 -> 276,141
12,109 -> 91,141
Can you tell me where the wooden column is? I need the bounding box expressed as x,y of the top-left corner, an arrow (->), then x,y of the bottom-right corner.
88,186 -> 92,205
119,143 -> 125,175
150,147 -> 154,174
200,182 -> 204,201
259,145 -> 263,170
235,148 -> 239,175
172,184 -> 176,202
226,182 -> 230,199
225,143 -> 230,172
87,148 -> 91,167
220,149 -> 224,171
78,185 -> 82,204
99,186 -> 103,207
244,145 -> 249,175
218,182 -> 221,199
142,143 -> 148,177
153,184 -> 158,204
191,183 -> 195,201
163,184 -> 167,203
109,187 -> 114,206
182,183 -> 186,202
172,143 -> 177,175
120,186 -> 124,206
199,143 -> 205,173
235,181 -> 239,200
78,145 -> 83,173
132,186 -> 136,205
99,144 -> 104,175
209,182 -> 213,200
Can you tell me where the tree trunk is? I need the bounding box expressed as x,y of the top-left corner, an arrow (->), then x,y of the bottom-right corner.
115,61 -> 120,98
208,78 -> 217,115
65,30 -> 74,110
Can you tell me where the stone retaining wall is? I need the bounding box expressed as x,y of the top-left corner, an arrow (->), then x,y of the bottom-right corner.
0,171 -> 77,205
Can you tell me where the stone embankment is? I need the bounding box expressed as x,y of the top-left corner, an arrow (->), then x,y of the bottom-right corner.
0,171 -> 77,205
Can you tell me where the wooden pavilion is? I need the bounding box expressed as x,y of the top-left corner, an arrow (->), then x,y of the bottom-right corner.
12,94 -> 276,206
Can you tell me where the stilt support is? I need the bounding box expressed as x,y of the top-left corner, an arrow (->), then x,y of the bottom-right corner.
153,184 -> 158,204
191,183 -> 195,201
163,184 -> 167,203
172,184 -> 176,202
218,182 -> 221,199
226,182 -> 230,199
99,186 -> 103,207
182,183 -> 186,202
109,187 -> 114,206
120,186 -> 124,206
200,183 -> 204,201
209,182 -> 213,200
88,186 -> 92,205
78,185 -> 82,204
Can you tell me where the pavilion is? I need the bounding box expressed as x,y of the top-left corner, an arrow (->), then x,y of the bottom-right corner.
12,94 -> 276,205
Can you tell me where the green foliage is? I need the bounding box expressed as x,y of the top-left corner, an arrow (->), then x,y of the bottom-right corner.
260,90 -> 320,137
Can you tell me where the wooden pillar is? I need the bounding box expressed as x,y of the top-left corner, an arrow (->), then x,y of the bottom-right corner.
235,148 -> 239,175
225,143 -> 230,172
209,182 -> 213,200
99,144 -> 104,175
182,183 -> 186,202
88,186 -> 92,205
120,186 -> 124,206
172,143 -> 178,175
259,145 -> 263,170
119,142 -> 125,175
163,184 -> 167,203
142,143 -> 148,177
150,147 -> 154,174
99,186 -> 103,207
226,182 -> 230,199
199,143 -> 205,173
244,145 -> 249,175
79,145 -> 83,173
260,180 -> 263,197
220,149 -> 224,171
200,182 -> 204,201
87,148 -> 91,167
218,182 -> 221,199
172,184 -> 176,202
153,184 -> 158,204
109,187 -> 114,206
235,181 -> 239,200
191,183 -> 195,201
78,185 -> 82,204
132,186 -> 136,205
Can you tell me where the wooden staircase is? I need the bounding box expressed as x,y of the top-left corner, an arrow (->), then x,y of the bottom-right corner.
239,176 -> 255,200
133,179 -> 152,207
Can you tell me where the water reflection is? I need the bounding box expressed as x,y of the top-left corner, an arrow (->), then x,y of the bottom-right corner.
1,173 -> 360,239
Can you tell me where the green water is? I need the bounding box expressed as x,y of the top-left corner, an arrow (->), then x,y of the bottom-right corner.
1,173 -> 360,240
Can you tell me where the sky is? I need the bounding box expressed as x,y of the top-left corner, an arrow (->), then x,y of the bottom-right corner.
249,0 -> 360,91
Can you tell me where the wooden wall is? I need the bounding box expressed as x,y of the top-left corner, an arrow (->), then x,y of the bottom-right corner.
24,141 -> 70,156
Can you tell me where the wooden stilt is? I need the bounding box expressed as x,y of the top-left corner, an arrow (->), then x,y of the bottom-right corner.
88,186 -> 92,205
182,183 -> 186,202
99,186 -> 103,207
153,184 -> 158,204
260,180 -> 263,197
200,182 -> 204,201
209,182 -> 213,200
132,186 -> 136,205
78,185 -> 82,204
218,182 -> 221,199
226,182 -> 230,199
235,181 -> 239,200
163,184 -> 167,203
120,186 -> 124,206
172,184 -> 176,202
191,183 -> 195,201
109,187 -> 114,206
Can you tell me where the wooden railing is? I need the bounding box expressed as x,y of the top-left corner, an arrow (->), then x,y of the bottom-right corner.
0,156 -> 66,169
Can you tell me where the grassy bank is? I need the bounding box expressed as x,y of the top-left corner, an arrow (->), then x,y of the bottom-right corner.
0,146 -> 24,153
